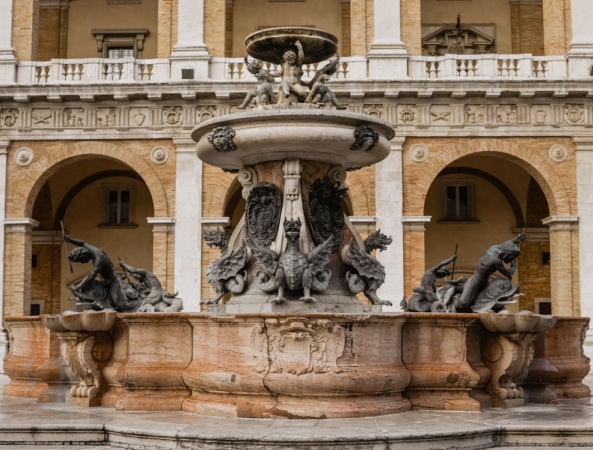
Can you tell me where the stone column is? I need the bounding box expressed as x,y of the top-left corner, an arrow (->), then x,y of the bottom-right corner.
575,137 -> 593,320
173,137 -> 202,312
0,0 -> 17,83
3,218 -> 39,318
147,217 -> 175,293
0,142 -> 8,372
367,0 -> 409,78
567,0 -> 593,76
542,216 -> 580,317
376,138 -> 404,311
169,0 -> 210,80
402,216 -> 431,299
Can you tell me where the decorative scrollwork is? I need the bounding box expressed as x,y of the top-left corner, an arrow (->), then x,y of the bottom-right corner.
245,182 -> 282,248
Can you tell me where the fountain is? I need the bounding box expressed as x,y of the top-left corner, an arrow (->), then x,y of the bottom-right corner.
2,27 -> 591,432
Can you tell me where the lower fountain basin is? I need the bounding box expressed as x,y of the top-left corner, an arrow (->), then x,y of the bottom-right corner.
192,109 -> 395,171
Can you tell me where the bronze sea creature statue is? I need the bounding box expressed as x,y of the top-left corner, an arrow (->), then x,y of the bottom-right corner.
252,218 -> 333,303
202,228 -> 250,305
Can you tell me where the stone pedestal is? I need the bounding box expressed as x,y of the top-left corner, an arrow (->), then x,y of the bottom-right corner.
182,313 -> 411,419
402,313 -> 481,411
35,331 -> 77,403
2,317 -> 49,398
546,317 -> 591,399
521,332 -> 559,404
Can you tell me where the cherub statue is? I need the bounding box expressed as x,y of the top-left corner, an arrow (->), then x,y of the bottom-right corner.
402,255 -> 457,312
202,228 -> 250,305
119,260 -> 183,313
238,57 -> 276,109
63,235 -> 142,312
270,40 -> 307,101
454,233 -> 526,312
304,55 -> 346,110
251,218 -> 333,303
344,230 -> 393,306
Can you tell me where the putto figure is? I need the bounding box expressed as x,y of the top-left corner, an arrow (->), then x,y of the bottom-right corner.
252,218 -> 333,303
64,235 -> 142,312
238,57 -> 277,109
305,55 -> 346,110
208,126 -> 237,153
270,40 -> 307,101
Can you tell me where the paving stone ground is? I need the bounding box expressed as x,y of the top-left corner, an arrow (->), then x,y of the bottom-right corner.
2,374 -> 593,449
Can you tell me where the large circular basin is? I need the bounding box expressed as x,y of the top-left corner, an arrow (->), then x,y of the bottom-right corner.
192,110 -> 395,171
245,27 -> 337,64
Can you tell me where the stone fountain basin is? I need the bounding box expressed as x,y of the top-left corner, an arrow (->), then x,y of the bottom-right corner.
480,310 -> 557,333
41,310 -> 117,332
192,110 -> 395,171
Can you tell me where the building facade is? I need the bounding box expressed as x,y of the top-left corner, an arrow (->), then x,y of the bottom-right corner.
0,0 -> 593,362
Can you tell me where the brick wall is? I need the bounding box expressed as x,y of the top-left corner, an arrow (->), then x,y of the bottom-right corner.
401,0 -> 421,55
517,240 -> 551,312
511,3 -> 544,56
204,0 -> 226,58
341,1 -> 351,57
37,6 -> 68,61
30,243 -> 61,314
12,0 -> 40,61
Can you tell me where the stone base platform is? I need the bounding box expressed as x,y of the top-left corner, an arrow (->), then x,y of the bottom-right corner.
2,375 -> 593,450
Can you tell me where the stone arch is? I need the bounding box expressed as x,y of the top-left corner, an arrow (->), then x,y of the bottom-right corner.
14,141 -> 169,219
404,138 -> 573,218
345,168 -> 373,217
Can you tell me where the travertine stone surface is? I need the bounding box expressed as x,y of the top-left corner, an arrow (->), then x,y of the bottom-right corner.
2,316 -> 50,398
108,314 -> 192,411
546,316 -> 591,399
182,313 -> 411,419
402,313 -> 481,411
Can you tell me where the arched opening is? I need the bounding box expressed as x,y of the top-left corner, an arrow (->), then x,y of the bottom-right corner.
29,157 -> 155,314
423,154 -> 551,313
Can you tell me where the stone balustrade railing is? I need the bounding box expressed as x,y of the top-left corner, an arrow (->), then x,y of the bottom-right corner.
8,54 -> 583,85
408,54 -> 568,80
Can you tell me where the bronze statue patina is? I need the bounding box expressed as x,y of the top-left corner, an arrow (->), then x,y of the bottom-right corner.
64,235 -> 142,312
403,255 -> 457,312
304,55 -> 346,110
344,230 -> 394,306
252,218 -> 333,303
455,233 -> 526,313
238,57 -> 277,109
202,228 -> 250,305
271,40 -> 307,101
118,261 -> 184,312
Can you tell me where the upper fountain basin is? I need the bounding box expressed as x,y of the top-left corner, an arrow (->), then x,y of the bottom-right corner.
191,109 -> 396,171
245,27 -> 338,64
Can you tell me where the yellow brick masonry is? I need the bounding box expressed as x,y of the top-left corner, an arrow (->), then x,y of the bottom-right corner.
3,140 -> 177,317
12,0 -> 40,61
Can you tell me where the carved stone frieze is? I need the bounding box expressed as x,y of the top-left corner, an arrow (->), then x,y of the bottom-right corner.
0,109 -> 18,127
208,126 -> 237,153
308,177 -> 347,252
363,104 -> 383,118
564,104 -> 584,124
245,182 -> 282,247
252,317 -> 345,375
197,106 -> 216,123
163,106 -> 183,125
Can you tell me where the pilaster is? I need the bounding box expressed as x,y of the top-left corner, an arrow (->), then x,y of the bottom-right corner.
173,137 -> 202,312
0,0 -> 17,83
567,0 -> 593,76
147,217 -> 175,294
0,142 -> 7,372
402,215 -> 431,299
376,138 -> 404,311
169,0 -> 210,80
542,215 -> 580,317
367,0 -> 409,78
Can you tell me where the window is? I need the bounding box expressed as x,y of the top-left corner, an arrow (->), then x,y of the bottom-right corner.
32,254 -> 38,268
542,252 -> 551,265
101,184 -> 136,227
108,47 -> 134,59
30,300 -> 44,316
440,179 -> 476,221
535,298 -> 552,315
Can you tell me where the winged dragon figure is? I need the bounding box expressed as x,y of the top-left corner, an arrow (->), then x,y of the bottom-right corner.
201,228 -> 250,305
252,218 -> 333,303
304,54 -> 347,110
344,230 -> 393,306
